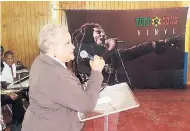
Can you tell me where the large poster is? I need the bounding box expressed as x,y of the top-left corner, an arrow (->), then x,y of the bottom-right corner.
65,7 -> 189,89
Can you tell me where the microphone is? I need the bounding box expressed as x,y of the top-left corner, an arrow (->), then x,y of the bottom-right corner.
80,50 -> 94,60
116,40 -> 125,43
114,38 -> 125,43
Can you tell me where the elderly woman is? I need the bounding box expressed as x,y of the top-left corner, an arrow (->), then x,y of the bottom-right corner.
21,24 -> 105,131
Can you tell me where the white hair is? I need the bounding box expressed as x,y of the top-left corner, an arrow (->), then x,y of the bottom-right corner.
38,24 -> 68,54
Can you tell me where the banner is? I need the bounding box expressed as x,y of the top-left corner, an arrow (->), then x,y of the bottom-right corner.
65,7 -> 189,89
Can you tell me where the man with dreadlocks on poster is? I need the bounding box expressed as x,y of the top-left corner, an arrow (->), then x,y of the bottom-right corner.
68,23 -> 180,89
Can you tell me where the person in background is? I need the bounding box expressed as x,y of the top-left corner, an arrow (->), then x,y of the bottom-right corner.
1,51 -> 17,84
1,46 -> 4,71
21,24 -> 105,131
0,47 -> 25,131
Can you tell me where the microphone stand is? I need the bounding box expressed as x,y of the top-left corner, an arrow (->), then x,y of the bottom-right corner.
116,45 -> 134,89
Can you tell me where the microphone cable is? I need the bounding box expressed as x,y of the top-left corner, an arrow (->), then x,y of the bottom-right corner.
116,48 -> 135,88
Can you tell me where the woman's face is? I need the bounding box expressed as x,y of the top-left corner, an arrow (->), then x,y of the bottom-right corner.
54,30 -> 75,63
93,27 -> 105,45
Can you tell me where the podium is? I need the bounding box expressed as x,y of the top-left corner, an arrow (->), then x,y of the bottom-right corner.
78,83 -> 139,131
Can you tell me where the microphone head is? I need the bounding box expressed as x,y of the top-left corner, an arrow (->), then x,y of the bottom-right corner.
80,50 -> 88,58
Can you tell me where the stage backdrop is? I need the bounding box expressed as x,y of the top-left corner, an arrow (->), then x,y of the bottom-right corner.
65,7 -> 189,89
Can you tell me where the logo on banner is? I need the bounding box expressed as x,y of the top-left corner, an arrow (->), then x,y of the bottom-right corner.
136,16 -> 178,36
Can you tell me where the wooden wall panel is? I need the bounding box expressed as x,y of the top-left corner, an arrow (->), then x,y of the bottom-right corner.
1,1 -> 61,69
60,1 -> 181,10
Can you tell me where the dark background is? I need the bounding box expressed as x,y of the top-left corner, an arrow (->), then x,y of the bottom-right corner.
65,7 -> 188,88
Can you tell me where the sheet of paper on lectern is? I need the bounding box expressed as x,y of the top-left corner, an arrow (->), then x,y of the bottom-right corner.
78,82 -> 139,121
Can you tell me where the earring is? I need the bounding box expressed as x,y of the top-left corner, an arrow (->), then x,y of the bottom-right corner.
53,46 -> 56,57
54,50 -> 56,57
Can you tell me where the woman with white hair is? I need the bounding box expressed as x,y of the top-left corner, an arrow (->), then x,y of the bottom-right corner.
21,24 -> 105,131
